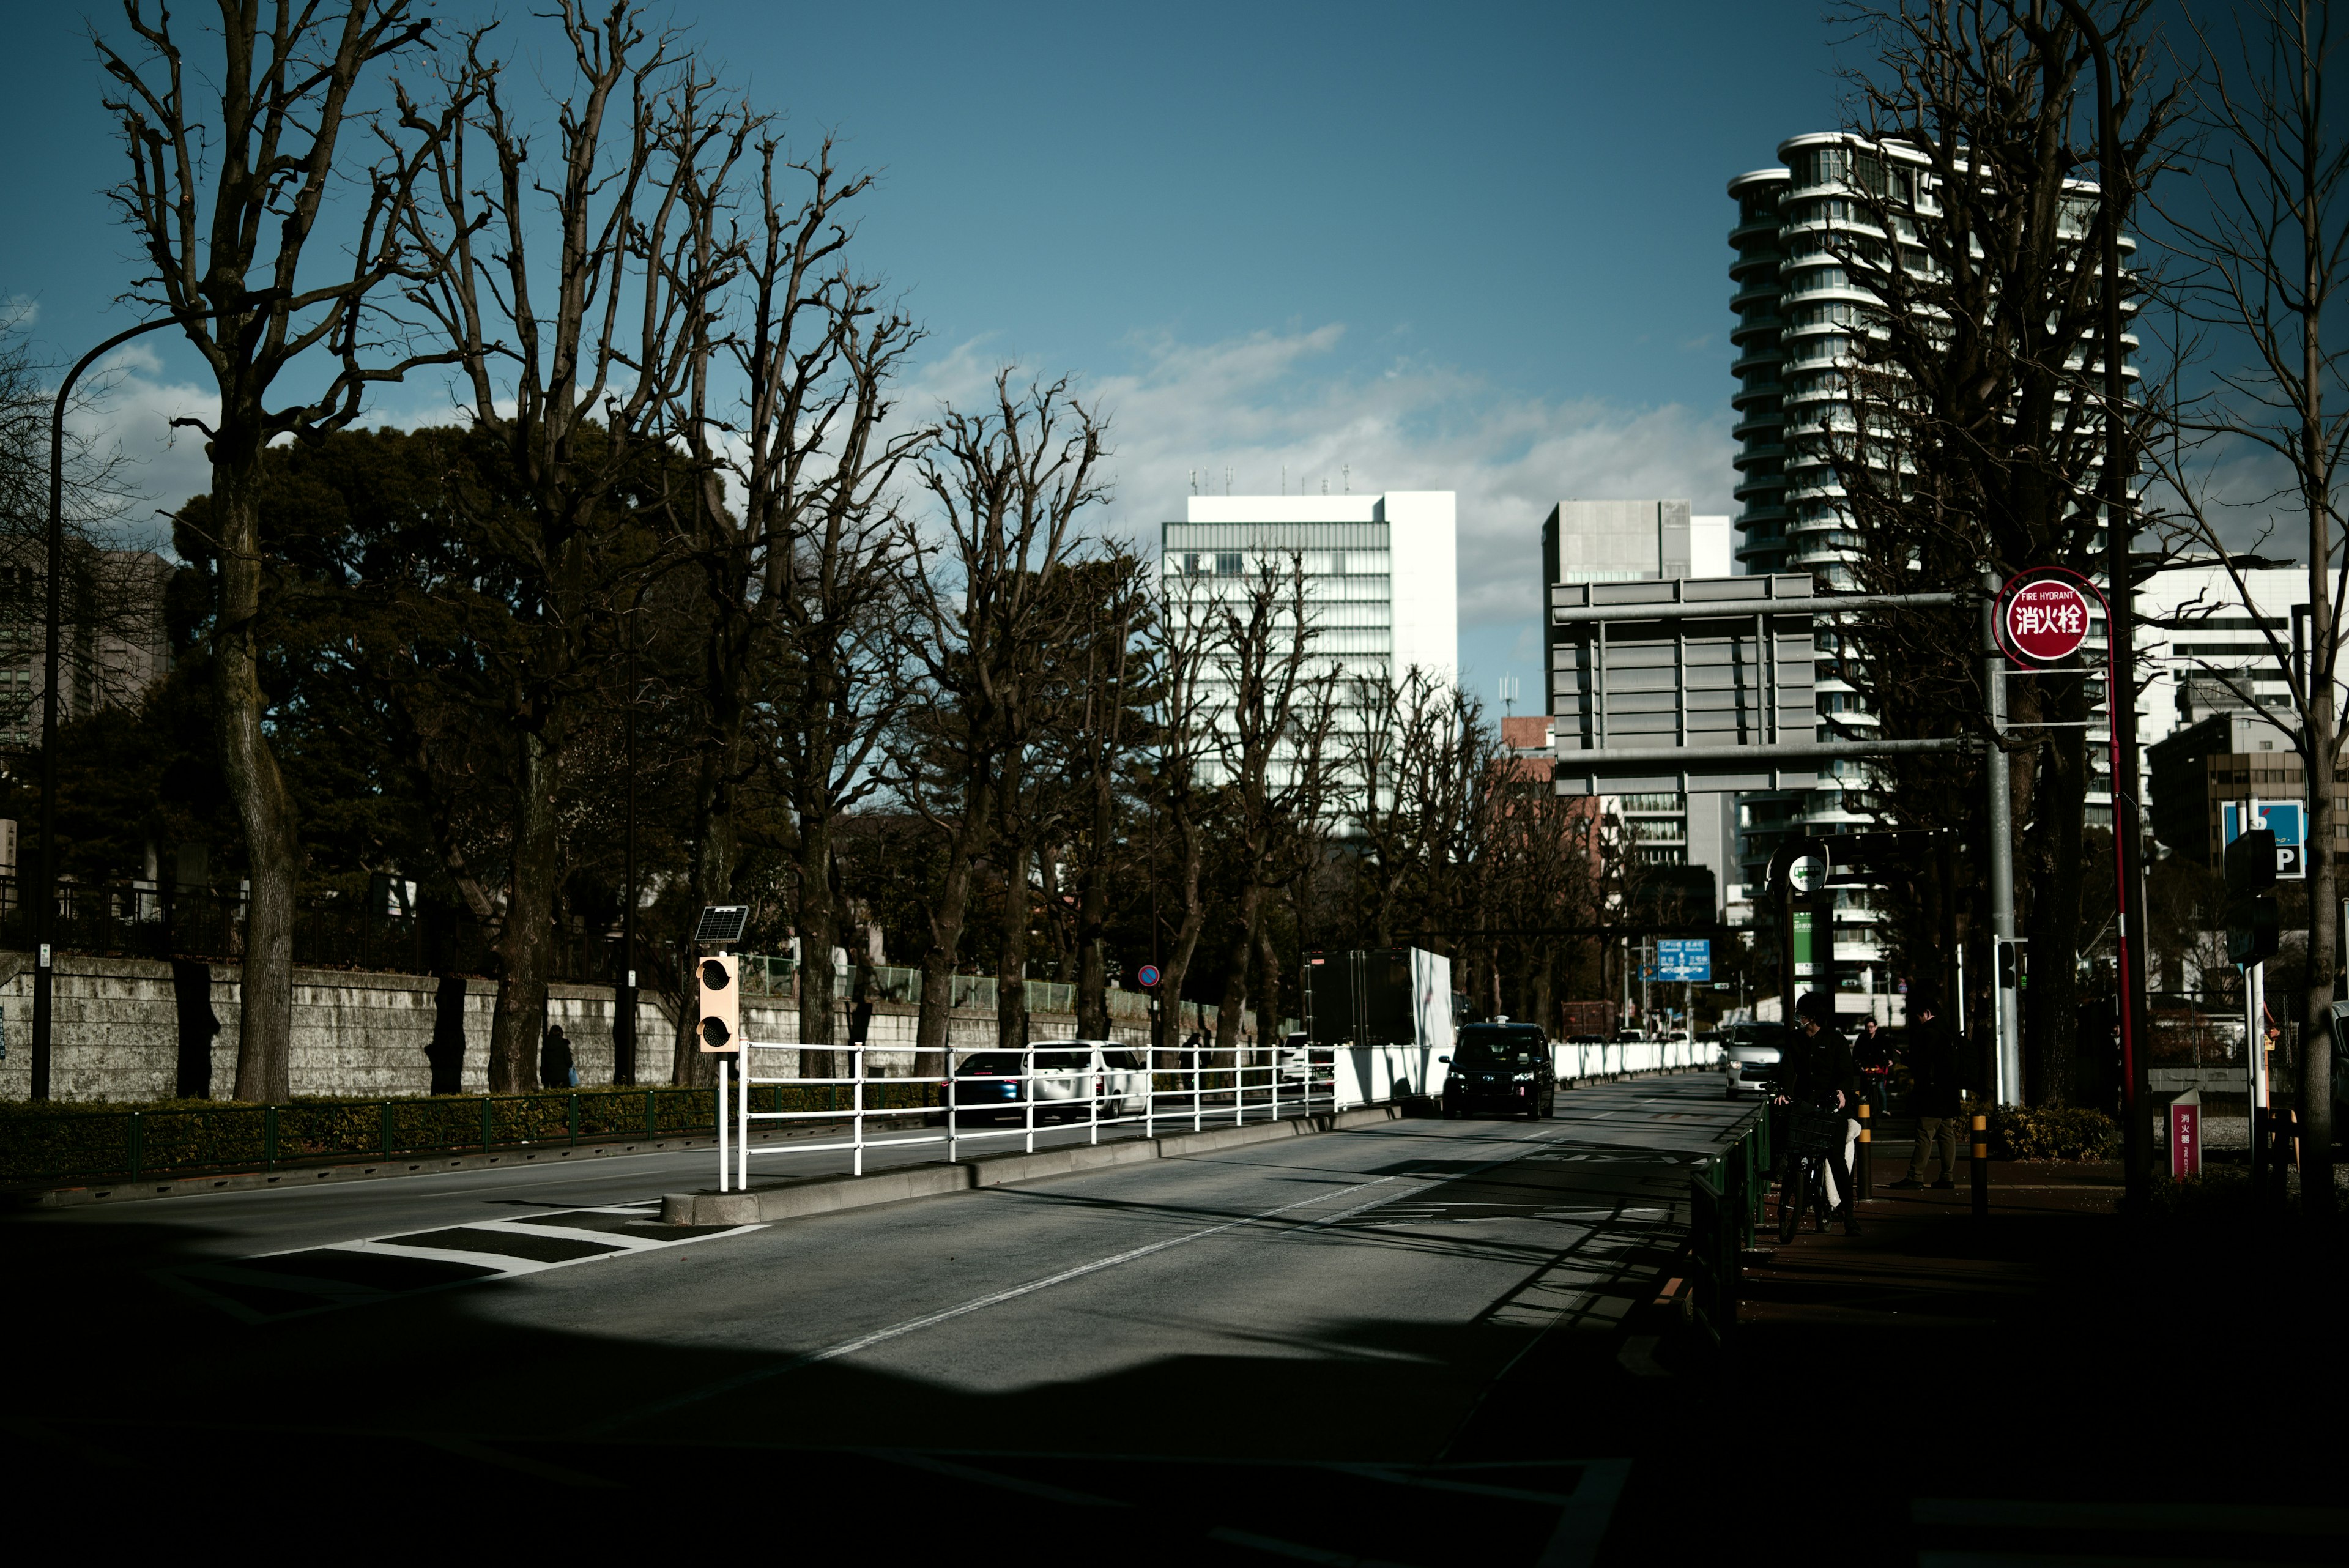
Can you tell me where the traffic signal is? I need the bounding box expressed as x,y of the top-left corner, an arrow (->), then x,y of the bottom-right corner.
697,953 -> 740,1052
2225,828 -> 2280,967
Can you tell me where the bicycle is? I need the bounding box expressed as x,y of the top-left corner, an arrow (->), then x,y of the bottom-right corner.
1773,1098 -> 1847,1243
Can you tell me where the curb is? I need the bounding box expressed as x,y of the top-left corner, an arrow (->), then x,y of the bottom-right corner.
1,1117 -> 861,1210
661,1101 -> 1409,1226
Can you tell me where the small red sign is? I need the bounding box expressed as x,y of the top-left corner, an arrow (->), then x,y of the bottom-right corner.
2169,1101 -> 2200,1178
2001,577 -> 2092,664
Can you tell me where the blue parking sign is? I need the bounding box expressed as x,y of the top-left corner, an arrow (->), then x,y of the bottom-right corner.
2222,800 -> 2306,880
1655,939 -> 1711,983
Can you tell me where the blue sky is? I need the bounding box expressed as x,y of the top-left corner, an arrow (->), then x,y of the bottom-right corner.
0,1 -> 1860,708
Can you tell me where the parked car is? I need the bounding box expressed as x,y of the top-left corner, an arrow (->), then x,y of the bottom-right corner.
943,1042 -> 1151,1122
1439,1022 -> 1557,1118
1720,1022 -> 1788,1101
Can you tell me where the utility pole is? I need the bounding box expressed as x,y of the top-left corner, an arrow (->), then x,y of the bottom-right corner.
2051,0 -> 2153,1207
615,631 -> 639,1087
1983,573 -> 2022,1104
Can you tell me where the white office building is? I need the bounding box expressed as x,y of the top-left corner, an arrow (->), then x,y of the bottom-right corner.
1162,490 -> 1457,694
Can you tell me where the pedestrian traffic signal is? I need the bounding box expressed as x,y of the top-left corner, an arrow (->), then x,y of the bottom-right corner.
2227,897 -> 2280,967
697,953 -> 740,1053
2225,828 -> 2278,899
2225,828 -> 2281,966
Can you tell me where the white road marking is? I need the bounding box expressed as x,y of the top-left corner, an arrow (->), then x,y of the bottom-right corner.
156,1203 -> 762,1323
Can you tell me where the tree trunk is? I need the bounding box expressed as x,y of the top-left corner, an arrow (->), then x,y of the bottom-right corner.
1213,882 -> 1265,1056
996,838 -> 1032,1052
1256,920 -> 1282,1039
2023,715 -> 2087,1107
213,456 -> 299,1104
798,816 -> 839,1082
671,747 -> 737,1090
1151,818 -> 1209,1059
1076,872 -> 1110,1041
2303,310 -> 2337,1207
916,796 -> 987,1071
491,726 -> 561,1093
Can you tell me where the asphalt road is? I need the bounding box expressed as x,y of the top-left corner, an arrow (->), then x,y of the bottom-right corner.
2,1073 -> 1746,1564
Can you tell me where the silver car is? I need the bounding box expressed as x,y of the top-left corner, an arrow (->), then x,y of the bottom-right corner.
946,1041 -> 1151,1121
1720,1023 -> 1788,1101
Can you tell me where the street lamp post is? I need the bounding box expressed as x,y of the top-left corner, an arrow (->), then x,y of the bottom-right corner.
31,302 -> 270,1099
2050,0 -> 2152,1207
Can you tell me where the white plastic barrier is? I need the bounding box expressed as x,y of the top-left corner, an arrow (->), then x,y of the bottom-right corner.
1331,1044 -> 1448,1109
1549,1037 -> 1705,1084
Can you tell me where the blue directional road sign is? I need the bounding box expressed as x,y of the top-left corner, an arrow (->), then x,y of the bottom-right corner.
1655,938 -> 1712,983
2222,801 -> 2306,881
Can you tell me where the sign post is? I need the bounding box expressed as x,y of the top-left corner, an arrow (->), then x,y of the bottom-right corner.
1995,567 -> 2145,1187
2167,1088 -> 2202,1178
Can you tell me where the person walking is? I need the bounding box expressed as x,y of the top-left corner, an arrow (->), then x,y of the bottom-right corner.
1853,1015 -> 1892,1117
540,1023 -> 576,1090
1890,992 -> 1959,1189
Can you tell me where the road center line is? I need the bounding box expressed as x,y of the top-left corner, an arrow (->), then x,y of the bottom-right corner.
603,1174 -> 1398,1430
602,1123 -> 1587,1432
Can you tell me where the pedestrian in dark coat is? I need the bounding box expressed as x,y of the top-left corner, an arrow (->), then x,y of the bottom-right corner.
1891,994 -> 1961,1188
540,1024 -> 576,1090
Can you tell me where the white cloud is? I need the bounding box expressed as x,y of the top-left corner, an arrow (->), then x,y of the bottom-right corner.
62,340 -> 220,546
909,322 -> 1737,622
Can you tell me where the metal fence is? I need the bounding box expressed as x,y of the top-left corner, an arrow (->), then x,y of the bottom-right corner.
714,1041 -> 1340,1188
1687,1106 -> 1772,1341
0,875 -> 625,983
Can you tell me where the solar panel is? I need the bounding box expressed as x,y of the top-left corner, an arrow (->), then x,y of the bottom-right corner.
692,905 -> 749,946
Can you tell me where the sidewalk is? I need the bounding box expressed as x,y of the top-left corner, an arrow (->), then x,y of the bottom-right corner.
1734,1149 -> 2122,1334
1586,1150 -> 2349,1564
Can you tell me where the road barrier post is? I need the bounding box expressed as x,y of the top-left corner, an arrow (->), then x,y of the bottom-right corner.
1857,1100 -> 1872,1200
717,1057 -> 730,1192
1970,1112 -> 1989,1218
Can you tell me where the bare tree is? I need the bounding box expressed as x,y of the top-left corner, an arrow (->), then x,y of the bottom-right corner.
1826,0 -> 2179,1103
669,132 -> 924,1083
1201,557 -> 1340,1056
1058,552 -> 1153,1040
1140,573 -> 1221,1053
98,0 -> 451,1099
2147,0 -> 2348,1204
401,4 -> 740,1090
897,372 -> 1108,1063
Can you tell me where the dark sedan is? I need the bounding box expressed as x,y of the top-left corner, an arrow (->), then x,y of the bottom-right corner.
1439,1024 -> 1556,1118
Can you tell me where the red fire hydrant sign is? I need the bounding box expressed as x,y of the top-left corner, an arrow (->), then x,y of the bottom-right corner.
2168,1091 -> 2201,1178
2000,576 -> 2092,665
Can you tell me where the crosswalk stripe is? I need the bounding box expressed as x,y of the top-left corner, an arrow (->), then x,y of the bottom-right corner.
155,1202 -> 763,1323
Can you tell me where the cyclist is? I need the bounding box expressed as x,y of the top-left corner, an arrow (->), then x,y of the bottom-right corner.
1773,990 -> 1861,1236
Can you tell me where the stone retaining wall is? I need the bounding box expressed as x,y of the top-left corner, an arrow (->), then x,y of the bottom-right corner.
0,952 -> 1149,1104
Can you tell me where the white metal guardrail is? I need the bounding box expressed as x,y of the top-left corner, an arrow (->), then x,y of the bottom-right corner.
704,1034 -> 1712,1191
712,1041 -> 1341,1192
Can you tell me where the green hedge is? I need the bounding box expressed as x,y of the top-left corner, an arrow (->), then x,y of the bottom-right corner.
1958,1098 -> 2121,1161
0,1081 -> 946,1187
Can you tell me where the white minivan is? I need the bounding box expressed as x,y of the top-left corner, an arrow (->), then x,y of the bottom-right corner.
944,1041 -> 1152,1121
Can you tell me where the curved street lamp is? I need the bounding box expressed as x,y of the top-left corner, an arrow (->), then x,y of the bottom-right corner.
29,296 -> 278,1099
